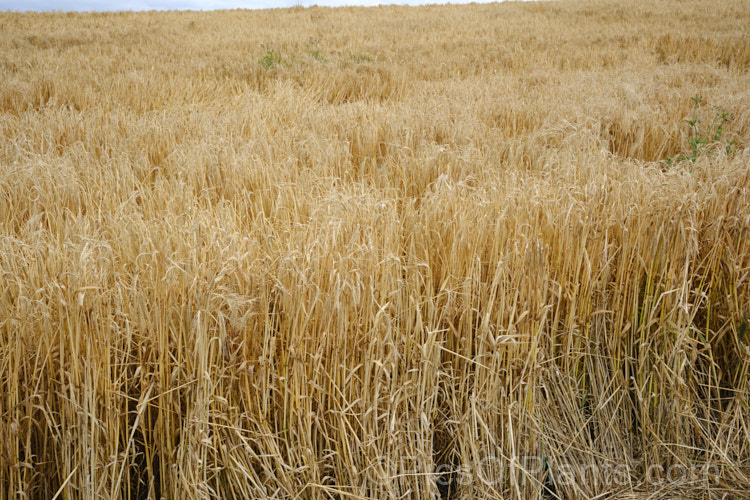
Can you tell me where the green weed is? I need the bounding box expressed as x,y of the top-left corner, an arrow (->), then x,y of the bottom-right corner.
306,37 -> 326,62
259,44 -> 283,69
349,51 -> 373,63
666,95 -> 736,167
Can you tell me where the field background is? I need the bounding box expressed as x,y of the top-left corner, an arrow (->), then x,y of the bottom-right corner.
1,0 -> 750,498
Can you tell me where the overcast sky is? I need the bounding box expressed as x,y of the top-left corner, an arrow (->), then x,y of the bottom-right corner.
2,0 -> 501,12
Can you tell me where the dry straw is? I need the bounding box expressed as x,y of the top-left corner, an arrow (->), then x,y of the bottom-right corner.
1,0 -> 749,498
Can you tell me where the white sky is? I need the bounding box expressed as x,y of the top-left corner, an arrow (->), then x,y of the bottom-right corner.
2,0 -> 502,12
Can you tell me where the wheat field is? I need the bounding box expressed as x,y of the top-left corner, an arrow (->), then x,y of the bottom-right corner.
1,0 -> 749,498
